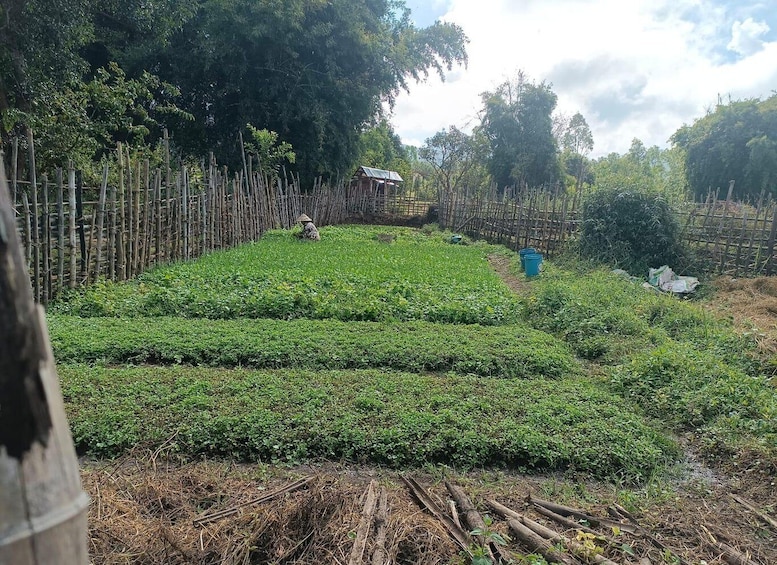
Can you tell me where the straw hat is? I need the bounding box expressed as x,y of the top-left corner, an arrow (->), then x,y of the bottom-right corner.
297,213 -> 312,223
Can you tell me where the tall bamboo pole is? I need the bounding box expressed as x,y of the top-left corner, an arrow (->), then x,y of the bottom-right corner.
116,143 -> 126,281
68,168 -> 77,288
27,129 -> 40,302
94,164 -> 109,282
56,170 -> 65,296
41,176 -> 50,305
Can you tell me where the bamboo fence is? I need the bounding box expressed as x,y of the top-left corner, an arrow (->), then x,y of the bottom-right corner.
439,184 -> 777,277
437,185 -> 580,257
6,131 -> 777,305
5,135 -> 436,306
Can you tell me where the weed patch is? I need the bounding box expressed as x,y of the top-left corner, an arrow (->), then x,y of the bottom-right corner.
611,343 -> 776,462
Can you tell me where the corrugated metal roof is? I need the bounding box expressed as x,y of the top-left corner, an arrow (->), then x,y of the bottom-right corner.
355,166 -> 403,182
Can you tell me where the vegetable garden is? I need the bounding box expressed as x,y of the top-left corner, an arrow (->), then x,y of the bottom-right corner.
51,224 -> 777,564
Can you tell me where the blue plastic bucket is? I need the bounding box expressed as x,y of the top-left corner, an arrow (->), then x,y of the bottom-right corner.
524,253 -> 543,277
519,248 -> 537,271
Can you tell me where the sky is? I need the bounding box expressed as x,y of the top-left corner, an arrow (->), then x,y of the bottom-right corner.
393,0 -> 777,158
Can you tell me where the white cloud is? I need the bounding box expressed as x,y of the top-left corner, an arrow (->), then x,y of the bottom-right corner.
390,0 -> 777,158
727,17 -> 770,56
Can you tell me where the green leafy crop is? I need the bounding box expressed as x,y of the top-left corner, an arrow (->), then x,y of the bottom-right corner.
52,226 -> 520,325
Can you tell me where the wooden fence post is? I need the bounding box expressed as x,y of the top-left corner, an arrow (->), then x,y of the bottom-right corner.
68,168 -> 78,289
0,158 -> 89,564
41,176 -> 51,305
56,170 -> 65,296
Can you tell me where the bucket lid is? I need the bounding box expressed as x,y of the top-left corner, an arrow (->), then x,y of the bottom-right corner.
297,213 -> 312,223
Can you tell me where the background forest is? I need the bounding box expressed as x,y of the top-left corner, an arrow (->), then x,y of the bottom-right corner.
2,0 -> 777,202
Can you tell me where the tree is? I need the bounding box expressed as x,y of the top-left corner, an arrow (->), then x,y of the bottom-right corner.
671,94 -> 777,199
478,72 -> 560,189
419,126 -> 489,194
0,0 -> 199,181
244,125 -> 296,176
590,139 -> 687,204
130,0 -> 468,183
562,112 -> 594,156
2,62 -> 191,173
560,111 -> 593,192
0,0 -> 92,116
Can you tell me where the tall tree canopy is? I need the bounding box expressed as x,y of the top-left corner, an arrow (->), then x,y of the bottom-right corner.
591,139 -> 687,204
1,0 -> 467,183
123,0 -> 468,182
671,95 -> 777,199
478,72 -> 560,189
558,111 -> 594,192
1,0 -> 195,171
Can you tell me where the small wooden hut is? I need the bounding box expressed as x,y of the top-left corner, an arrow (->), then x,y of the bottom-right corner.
350,166 -> 403,212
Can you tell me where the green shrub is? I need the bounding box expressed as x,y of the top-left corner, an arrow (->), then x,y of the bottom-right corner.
578,188 -> 686,276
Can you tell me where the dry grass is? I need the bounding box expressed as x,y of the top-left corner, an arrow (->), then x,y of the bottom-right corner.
710,276 -> 777,353
82,452 -> 456,565
81,450 -> 777,565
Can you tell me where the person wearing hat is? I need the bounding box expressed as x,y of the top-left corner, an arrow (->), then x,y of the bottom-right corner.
297,213 -> 320,241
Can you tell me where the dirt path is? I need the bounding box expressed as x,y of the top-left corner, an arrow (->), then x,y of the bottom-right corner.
488,253 -> 531,294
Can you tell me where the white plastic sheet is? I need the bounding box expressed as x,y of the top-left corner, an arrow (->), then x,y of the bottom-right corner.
648,265 -> 699,294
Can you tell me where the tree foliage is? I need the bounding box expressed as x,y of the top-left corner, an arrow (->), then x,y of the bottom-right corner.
590,139 -> 687,204
478,72 -> 560,189
244,125 -> 296,176
1,0 -> 467,184
126,0 -> 468,182
559,111 -> 594,192
671,95 -> 777,199
419,126 -> 489,193
0,0 -> 195,174
356,120 -> 411,183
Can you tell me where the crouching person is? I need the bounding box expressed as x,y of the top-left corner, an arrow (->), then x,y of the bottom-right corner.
297,213 -> 320,241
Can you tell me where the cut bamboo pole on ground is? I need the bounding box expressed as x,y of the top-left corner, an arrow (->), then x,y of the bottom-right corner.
192,475 -> 314,526
445,481 -> 503,563
729,493 -> 777,531
701,525 -> 759,565
348,480 -> 378,565
371,487 -> 389,565
401,475 -> 472,554
531,503 -> 604,538
488,499 -> 618,565
506,517 -> 578,565
529,495 -> 639,534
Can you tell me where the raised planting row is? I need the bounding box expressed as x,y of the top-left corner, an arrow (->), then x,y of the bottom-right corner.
60,365 -> 677,481
51,226 -> 520,324
48,316 -> 579,379
611,342 -> 777,463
